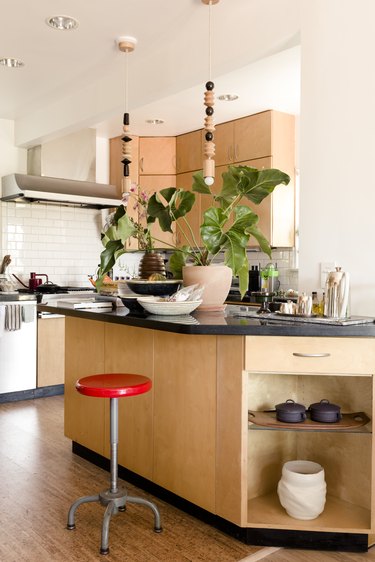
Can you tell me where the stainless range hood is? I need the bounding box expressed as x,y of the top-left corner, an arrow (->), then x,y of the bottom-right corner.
1,173 -> 121,209
1,130 -> 121,209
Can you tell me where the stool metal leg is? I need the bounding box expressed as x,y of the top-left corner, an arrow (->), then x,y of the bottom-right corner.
127,496 -> 162,532
100,501 -> 116,555
67,494 -> 100,530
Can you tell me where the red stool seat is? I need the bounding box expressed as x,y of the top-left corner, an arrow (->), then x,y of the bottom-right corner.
76,373 -> 152,398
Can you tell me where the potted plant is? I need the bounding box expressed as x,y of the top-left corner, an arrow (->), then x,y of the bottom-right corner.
146,165 -> 290,300
97,165 -> 290,302
97,187 -> 165,289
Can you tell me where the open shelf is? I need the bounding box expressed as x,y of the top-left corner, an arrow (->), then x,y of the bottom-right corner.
248,410 -> 371,434
247,492 -> 371,533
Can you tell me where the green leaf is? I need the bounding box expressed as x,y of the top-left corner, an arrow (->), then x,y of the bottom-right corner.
169,248 -> 189,279
247,224 -> 272,257
219,165 -> 290,206
147,188 -> 196,233
192,170 -> 211,194
116,213 -> 137,244
200,207 -> 229,255
98,239 -> 124,280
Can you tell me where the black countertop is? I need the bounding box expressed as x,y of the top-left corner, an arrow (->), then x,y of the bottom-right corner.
37,302 -> 375,337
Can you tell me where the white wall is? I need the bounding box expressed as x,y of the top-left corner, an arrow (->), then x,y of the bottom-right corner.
0,120 -> 105,287
299,0 -> 375,316
0,119 -> 27,180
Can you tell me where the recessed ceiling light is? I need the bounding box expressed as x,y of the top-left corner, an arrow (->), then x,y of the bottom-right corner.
0,57 -> 24,68
146,119 -> 164,125
217,94 -> 239,102
46,15 -> 79,31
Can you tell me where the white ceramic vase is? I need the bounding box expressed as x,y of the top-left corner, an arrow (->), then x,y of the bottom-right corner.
182,264 -> 232,311
277,460 -> 327,520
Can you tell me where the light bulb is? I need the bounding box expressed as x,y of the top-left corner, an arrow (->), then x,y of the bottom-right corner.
204,176 -> 214,186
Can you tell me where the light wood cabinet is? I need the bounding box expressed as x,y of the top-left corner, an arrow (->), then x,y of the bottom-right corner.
244,336 -> 374,540
139,137 -> 176,175
176,129 -> 203,173
64,319 -> 218,511
63,318 -> 375,550
64,317 -> 106,456
153,331 -> 217,512
138,137 -> 176,250
37,317 -> 65,387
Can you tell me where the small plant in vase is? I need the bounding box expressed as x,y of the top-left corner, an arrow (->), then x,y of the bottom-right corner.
97,186 -> 165,289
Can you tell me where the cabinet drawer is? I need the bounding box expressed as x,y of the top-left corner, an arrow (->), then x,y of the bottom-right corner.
245,336 -> 375,375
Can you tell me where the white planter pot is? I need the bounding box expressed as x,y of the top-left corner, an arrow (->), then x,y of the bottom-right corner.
277,460 -> 327,520
182,264 -> 232,311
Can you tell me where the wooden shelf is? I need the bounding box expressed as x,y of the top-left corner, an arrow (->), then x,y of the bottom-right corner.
248,410 -> 371,433
247,492 -> 371,533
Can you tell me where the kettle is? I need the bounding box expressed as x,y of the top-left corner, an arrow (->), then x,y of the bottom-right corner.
29,272 -> 48,292
324,267 -> 350,318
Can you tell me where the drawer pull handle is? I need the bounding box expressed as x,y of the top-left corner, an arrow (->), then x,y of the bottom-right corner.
293,352 -> 331,358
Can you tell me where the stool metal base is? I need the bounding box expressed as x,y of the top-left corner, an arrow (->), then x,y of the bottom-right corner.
67,486 -> 162,555
67,395 -> 162,555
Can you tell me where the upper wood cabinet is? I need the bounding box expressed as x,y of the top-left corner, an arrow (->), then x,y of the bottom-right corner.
214,110 -> 290,166
176,130 -> 203,174
139,137 -> 176,175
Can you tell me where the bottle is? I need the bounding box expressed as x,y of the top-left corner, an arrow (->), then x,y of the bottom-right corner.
312,291 -> 320,315
319,292 -> 325,316
248,265 -> 260,292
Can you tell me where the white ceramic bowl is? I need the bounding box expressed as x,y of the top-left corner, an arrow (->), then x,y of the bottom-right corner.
137,297 -> 202,316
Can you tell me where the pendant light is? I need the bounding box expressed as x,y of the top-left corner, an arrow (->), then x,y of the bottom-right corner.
202,0 -> 220,186
117,36 -> 137,195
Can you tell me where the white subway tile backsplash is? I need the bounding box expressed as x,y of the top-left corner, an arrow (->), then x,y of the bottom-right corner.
1,201 -> 103,286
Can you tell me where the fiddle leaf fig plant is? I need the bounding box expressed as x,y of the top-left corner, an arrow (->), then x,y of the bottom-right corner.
147,165 -> 290,298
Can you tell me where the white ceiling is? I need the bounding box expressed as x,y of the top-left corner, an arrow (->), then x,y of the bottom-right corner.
0,0 -> 301,146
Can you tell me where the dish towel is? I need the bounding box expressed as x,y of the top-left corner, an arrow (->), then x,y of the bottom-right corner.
22,305 -> 35,323
5,304 -> 22,331
0,305 -> 5,338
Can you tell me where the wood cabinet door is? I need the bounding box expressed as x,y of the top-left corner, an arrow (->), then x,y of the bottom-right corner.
104,324 -> 154,480
214,121 -> 235,166
176,129 -> 203,173
175,171 -> 202,247
139,137 -> 176,175
139,175 -> 176,249
234,111 -> 272,163
64,318 -> 106,456
37,317 -> 65,387
153,332 -> 217,512
110,135 -> 139,197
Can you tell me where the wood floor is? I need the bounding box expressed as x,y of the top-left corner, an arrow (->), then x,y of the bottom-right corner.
2,395 -> 375,562
0,395 -> 260,561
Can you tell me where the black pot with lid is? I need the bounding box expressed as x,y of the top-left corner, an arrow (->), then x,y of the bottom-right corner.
275,399 -> 306,423
308,399 -> 342,423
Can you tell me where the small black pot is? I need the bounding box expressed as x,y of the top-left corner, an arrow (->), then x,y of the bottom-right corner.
308,399 -> 341,423
275,399 -> 306,423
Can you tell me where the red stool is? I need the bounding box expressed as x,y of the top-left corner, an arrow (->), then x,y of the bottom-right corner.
67,373 -> 162,555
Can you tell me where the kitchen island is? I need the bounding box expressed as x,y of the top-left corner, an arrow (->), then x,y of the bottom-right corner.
39,303 -> 375,552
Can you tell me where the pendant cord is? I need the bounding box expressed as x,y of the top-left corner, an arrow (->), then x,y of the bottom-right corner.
208,0 -> 212,81
124,50 -> 129,113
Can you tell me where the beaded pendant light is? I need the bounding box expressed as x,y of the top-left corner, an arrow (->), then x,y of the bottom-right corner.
202,0 -> 220,186
117,36 -> 137,195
